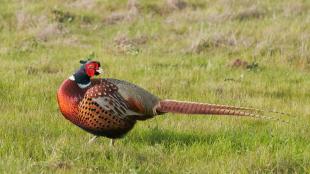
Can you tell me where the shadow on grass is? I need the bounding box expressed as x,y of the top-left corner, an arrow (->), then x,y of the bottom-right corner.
125,121 -> 285,153
129,127 -> 214,147
128,123 -> 263,145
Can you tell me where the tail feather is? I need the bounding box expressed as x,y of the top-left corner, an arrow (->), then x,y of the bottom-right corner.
206,103 -> 290,116
156,99 -> 287,122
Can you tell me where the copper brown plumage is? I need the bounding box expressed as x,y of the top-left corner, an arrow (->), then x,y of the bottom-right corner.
57,60 -> 283,142
76,80 -> 137,138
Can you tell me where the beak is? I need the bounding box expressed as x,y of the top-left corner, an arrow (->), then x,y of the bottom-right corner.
96,67 -> 103,74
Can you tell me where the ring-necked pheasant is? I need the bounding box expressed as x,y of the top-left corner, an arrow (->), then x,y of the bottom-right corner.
57,60 -> 275,144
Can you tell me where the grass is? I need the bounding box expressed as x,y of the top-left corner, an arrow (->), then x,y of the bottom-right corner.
0,0 -> 310,173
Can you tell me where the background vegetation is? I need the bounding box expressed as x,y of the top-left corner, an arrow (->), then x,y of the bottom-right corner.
0,0 -> 309,173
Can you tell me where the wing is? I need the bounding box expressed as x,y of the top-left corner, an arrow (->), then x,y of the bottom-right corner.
85,80 -> 143,120
105,79 -> 161,118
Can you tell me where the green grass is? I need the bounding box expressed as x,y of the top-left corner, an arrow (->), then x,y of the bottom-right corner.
0,0 -> 310,173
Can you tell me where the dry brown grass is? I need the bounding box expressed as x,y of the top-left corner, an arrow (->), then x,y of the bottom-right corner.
166,0 -> 187,11
103,0 -> 139,25
188,31 -> 239,54
36,23 -> 68,41
141,0 -> 189,17
165,3 -> 265,25
112,33 -> 149,54
230,59 -> 249,69
16,10 -> 31,30
52,9 -> 75,23
282,2 -> 309,17
234,5 -> 265,21
103,12 -> 127,25
165,9 -> 207,25
26,58 -> 60,75
15,37 -> 39,53
207,11 -> 233,23
69,0 -> 96,10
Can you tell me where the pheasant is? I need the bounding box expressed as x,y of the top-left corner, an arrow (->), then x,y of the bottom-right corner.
57,60 -> 276,144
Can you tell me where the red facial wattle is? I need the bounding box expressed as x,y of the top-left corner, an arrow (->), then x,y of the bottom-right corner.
85,62 -> 99,77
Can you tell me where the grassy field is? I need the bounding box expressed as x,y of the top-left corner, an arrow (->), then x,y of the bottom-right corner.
0,0 -> 310,173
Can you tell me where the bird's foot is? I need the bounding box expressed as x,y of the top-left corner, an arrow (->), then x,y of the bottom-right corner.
88,136 -> 98,144
110,139 -> 115,147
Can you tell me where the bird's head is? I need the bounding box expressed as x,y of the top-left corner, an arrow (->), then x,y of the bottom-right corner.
79,60 -> 103,77
69,60 -> 103,88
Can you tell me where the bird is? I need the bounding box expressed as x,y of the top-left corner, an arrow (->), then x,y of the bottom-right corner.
57,60 -> 280,144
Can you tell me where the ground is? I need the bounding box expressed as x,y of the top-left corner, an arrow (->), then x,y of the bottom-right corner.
0,0 -> 310,173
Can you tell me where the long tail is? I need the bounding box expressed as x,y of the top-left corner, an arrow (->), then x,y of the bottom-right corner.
156,99 -> 286,121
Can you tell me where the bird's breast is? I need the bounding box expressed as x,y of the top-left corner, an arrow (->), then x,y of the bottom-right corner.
57,79 -> 86,126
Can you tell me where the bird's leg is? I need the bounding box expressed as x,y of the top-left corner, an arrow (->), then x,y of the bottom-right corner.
88,136 -> 98,144
110,139 -> 115,146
